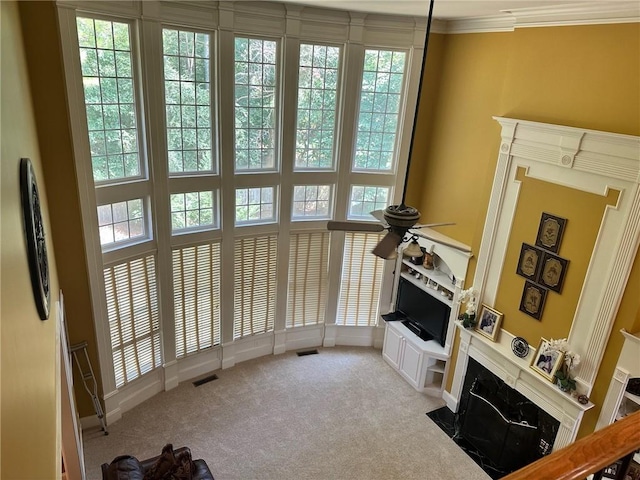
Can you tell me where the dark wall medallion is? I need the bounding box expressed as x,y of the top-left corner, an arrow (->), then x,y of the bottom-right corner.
20,158 -> 50,320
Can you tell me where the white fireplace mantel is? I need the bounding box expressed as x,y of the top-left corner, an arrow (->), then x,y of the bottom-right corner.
447,117 -> 640,451
451,323 -> 593,450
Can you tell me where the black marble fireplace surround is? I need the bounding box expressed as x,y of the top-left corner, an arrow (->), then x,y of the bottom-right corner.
428,358 -> 560,478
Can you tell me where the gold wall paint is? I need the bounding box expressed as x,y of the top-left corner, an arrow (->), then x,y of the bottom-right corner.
19,0 -> 102,419
1,1 -> 61,476
495,168 -> 618,342
410,23 -> 640,433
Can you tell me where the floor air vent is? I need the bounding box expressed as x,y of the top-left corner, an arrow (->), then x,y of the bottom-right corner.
193,374 -> 218,387
296,349 -> 319,357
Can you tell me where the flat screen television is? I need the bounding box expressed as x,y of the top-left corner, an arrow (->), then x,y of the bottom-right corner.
396,276 -> 451,347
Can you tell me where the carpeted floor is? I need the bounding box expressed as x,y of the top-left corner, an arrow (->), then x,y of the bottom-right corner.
83,347 -> 491,480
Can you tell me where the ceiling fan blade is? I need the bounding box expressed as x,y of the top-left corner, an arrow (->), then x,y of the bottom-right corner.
372,231 -> 402,259
369,209 -> 388,225
412,230 -> 472,253
412,222 -> 456,229
327,221 -> 385,233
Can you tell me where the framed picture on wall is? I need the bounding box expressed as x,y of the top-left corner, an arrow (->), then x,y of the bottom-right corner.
530,338 -> 564,381
519,280 -> 547,320
516,243 -> 544,280
535,212 -> 567,254
538,252 -> 569,294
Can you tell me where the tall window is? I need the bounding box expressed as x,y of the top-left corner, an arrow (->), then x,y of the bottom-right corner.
77,18 -> 141,182
295,44 -> 341,170
234,37 -> 278,171
163,29 -> 213,174
353,49 -> 406,172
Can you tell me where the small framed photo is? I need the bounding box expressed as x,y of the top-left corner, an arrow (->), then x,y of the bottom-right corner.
475,305 -> 503,341
519,280 -> 548,320
535,212 -> 567,254
530,338 -> 564,381
538,252 -> 569,294
516,243 -> 544,280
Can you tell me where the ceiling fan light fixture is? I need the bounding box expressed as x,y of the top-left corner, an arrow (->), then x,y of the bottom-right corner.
403,238 -> 423,258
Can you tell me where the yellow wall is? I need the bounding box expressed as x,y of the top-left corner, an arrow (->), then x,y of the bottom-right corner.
411,23 -> 640,434
19,0 -> 102,418
1,1 -> 61,477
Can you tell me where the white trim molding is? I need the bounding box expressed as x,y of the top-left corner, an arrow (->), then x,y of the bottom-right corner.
449,117 -> 638,448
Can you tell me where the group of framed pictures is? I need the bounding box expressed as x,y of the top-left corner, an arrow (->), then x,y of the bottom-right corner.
516,213 -> 570,320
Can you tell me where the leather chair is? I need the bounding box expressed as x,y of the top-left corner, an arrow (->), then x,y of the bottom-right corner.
101,446 -> 214,480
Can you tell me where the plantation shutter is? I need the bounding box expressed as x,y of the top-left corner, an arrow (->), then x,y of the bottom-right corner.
173,243 -> 221,358
286,232 -> 330,328
336,232 -> 385,326
103,255 -> 161,388
234,235 -> 277,338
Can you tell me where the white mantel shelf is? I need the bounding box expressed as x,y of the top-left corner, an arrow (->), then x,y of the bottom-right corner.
449,322 -> 594,451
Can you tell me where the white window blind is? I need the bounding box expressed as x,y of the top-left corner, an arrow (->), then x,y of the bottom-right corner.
336,232 -> 385,326
234,235 -> 277,338
103,255 -> 161,387
173,243 -> 221,357
286,232 -> 330,328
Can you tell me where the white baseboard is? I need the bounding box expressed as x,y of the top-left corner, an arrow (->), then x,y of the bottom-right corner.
442,389 -> 458,413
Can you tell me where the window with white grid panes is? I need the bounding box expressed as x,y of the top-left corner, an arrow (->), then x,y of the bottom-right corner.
103,255 -> 161,387
292,185 -> 333,220
234,37 -> 278,171
170,191 -> 217,233
77,17 -> 141,182
235,187 -> 276,225
295,44 -> 340,170
286,232 -> 330,328
234,236 -> 277,338
163,29 -> 214,174
97,198 -> 145,246
353,49 -> 406,172
336,232 -> 385,326
173,243 -> 221,357
348,185 -> 390,220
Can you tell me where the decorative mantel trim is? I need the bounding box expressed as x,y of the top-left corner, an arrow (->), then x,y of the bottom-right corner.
449,118 -> 639,444
470,117 -> 639,397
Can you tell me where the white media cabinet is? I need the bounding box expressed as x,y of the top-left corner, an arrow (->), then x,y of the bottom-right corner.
381,232 -> 472,396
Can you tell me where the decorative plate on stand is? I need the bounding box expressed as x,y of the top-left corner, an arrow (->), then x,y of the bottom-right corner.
511,337 -> 529,358
20,158 -> 50,320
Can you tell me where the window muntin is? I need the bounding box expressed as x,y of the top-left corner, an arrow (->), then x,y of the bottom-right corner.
97,198 -> 145,246
234,37 -> 278,172
77,18 -> 141,182
163,29 -> 214,174
292,185 -> 333,220
348,185 -> 390,220
295,44 -> 340,170
353,49 -> 406,172
235,187 -> 276,225
170,191 -> 217,233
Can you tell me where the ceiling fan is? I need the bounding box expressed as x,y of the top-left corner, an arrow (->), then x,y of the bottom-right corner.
327,0 -> 470,259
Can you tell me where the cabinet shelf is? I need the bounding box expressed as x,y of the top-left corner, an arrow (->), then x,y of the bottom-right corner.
400,271 -> 454,307
401,259 -> 455,288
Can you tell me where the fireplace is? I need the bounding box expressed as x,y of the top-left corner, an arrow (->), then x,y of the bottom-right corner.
457,358 -> 559,473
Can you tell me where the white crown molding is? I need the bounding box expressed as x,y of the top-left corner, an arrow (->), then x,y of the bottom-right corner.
443,2 -> 640,34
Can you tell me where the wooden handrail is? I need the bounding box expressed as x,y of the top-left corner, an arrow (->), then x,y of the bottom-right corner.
502,410 -> 640,480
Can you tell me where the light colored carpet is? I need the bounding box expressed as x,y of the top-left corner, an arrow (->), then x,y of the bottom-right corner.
83,346 -> 490,480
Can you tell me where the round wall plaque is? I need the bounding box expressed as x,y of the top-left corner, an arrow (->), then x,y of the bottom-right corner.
20,158 -> 50,320
511,337 -> 529,358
